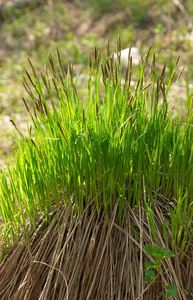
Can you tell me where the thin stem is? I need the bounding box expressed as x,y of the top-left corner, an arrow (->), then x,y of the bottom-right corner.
157,267 -> 161,300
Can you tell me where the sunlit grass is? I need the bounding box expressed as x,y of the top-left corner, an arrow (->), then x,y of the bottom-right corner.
0,38 -> 192,260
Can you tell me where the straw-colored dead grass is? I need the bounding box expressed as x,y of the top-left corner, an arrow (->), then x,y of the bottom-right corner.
0,200 -> 193,300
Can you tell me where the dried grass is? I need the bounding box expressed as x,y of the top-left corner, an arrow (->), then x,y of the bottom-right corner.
0,200 -> 193,300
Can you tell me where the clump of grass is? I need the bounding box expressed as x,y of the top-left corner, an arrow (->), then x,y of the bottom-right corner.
0,36 -> 192,259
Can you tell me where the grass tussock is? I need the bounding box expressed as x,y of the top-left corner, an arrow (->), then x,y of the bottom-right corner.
0,201 -> 193,300
0,36 -> 193,298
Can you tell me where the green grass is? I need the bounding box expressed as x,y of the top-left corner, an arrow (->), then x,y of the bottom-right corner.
0,39 -> 193,261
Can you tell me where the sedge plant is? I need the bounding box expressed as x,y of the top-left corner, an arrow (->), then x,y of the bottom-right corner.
0,36 -> 192,260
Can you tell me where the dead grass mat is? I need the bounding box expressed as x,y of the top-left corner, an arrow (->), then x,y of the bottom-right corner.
0,201 -> 193,299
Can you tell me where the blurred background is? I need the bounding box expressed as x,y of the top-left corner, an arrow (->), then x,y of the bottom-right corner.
0,0 -> 193,167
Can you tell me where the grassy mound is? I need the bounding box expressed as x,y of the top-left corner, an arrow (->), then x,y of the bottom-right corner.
0,38 -> 193,298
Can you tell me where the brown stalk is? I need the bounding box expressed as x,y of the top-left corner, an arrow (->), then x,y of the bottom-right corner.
96,103 -> 99,123
56,48 -> 66,79
58,73 -> 67,96
52,77 -> 60,100
27,56 -> 37,79
22,76 -> 34,98
9,120 -> 22,137
57,122 -> 69,147
126,56 -> 132,99
0,200 -> 191,299
31,138 -> 40,157
105,39 -> 110,58
48,53 -> 57,78
22,97 -> 30,114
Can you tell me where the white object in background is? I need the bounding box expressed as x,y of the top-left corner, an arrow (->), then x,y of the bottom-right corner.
114,47 -> 140,66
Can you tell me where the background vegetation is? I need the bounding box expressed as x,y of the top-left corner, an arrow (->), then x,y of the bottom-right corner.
0,0 -> 193,167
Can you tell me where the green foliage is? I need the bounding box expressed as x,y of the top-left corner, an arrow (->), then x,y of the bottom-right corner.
145,261 -> 161,269
142,269 -> 155,284
163,284 -> 178,298
143,244 -> 177,299
144,244 -> 175,262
